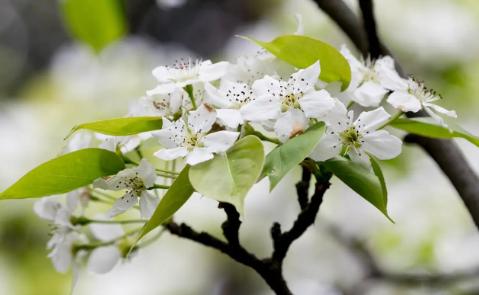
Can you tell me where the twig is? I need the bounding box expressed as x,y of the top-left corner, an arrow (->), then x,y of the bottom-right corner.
164,168 -> 331,294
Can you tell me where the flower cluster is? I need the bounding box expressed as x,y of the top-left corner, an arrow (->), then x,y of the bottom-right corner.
35,39 -> 457,279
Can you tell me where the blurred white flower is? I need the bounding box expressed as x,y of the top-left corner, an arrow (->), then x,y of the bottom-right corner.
311,103 -> 402,163
94,159 -> 158,218
149,59 -> 229,93
154,104 -> 239,165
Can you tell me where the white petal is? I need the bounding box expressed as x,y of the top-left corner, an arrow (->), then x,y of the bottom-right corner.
187,104 -> 216,134
355,107 -> 390,132
204,82 -> 231,108
294,14 -> 304,35
87,246 -> 121,274
199,61 -> 229,82
290,61 -> 320,94
216,108 -> 244,129
323,99 -> 349,133
348,148 -> 370,165
146,83 -> 179,96
154,147 -> 188,161
240,96 -> 281,122
34,198 -> 61,220
139,192 -> 159,219
425,103 -> 457,118
387,91 -> 421,112
154,119 -> 186,148
186,148 -> 214,165
299,89 -> 335,119
152,66 -> 172,83
362,130 -> 402,160
203,131 -> 240,153
252,75 -> 282,97
309,133 -> 341,161
353,81 -> 388,107
274,109 -> 308,142
375,56 -> 408,91
109,192 -> 137,218
90,222 -> 124,242
137,159 -> 157,188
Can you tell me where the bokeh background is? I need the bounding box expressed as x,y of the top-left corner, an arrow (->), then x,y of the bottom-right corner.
1,0 -> 479,294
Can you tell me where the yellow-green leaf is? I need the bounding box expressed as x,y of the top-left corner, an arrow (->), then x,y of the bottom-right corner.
189,136 -> 264,212
248,35 -> 351,90
0,148 -> 125,199
68,117 -> 163,137
61,0 -> 127,52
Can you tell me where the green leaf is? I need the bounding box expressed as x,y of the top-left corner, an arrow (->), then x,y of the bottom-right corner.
189,136 -> 264,212
247,35 -> 351,90
370,156 -> 388,206
0,149 -> 125,199
138,166 -> 194,239
390,118 -> 479,147
68,117 -> 163,137
61,0 -> 127,52
323,158 -> 392,221
262,122 -> 325,190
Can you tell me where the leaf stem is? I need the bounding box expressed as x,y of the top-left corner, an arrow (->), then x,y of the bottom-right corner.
378,111 -> 403,129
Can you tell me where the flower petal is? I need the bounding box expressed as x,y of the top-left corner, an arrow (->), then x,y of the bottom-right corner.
240,96 -> 281,122
109,192 -> 138,217
309,133 -> 341,161
87,246 -> 121,274
186,148 -> 214,165
290,61 -> 320,94
425,103 -> 457,118
203,131 -> 239,153
216,108 -> 244,129
187,104 -> 216,134
137,159 -> 156,188
362,130 -> 402,160
34,198 -> 61,221
274,109 -> 308,142
139,192 -> 159,219
154,147 -> 188,161
387,91 -> 421,112
204,82 -> 232,108
90,222 -> 124,242
355,107 -> 390,132
375,56 -> 408,91
252,75 -> 282,97
199,61 -> 229,82
353,81 -> 388,107
299,89 -> 335,119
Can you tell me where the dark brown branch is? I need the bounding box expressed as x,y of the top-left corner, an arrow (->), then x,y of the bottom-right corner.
358,0 -> 382,58
312,0 -> 479,229
164,169 -> 330,295
312,0 -> 368,56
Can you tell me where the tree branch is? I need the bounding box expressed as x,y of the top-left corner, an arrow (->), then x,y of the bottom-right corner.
312,0 -> 479,229
164,168 -> 330,294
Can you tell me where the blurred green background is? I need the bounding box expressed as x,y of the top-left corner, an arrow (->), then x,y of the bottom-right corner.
1,0 -> 479,294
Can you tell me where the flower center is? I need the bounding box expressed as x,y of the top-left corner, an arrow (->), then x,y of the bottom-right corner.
281,93 -> 300,111
340,126 -> 362,149
185,132 -> 201,150
128,176 -> 146,196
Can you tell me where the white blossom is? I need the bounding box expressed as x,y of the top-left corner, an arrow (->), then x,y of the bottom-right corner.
340,46 -> 403,107
154,104 -> 239,165
94,159 -> 158,218
149,59 -> 229,93
253,61 -> 335,140
311,102 -> 402,164
387,78 -> 457,126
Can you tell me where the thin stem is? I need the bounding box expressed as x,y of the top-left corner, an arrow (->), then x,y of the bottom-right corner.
185,85 -> 197,109
149,184 -> 170,190
88,219 -> 146,225
378,111 -> 403,129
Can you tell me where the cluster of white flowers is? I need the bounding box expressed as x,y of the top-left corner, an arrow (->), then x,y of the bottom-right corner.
35,40 -> 457,278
